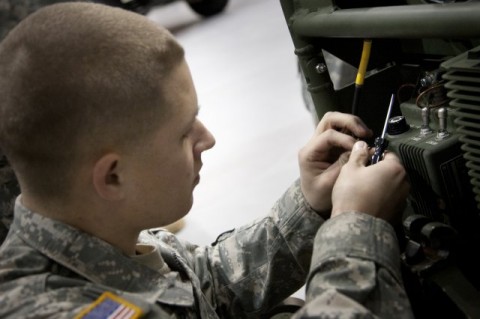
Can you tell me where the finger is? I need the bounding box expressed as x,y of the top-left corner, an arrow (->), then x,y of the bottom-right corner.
305,129 -> 359,155
337,151 -> 351,166
320,151 -> 351,179
376,153 -> 408,183
348,140 -> 369,167
317,112 -> 373,138
382,151 -> 402,164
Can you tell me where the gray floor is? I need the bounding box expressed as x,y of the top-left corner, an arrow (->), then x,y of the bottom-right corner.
147,0 -> 315,294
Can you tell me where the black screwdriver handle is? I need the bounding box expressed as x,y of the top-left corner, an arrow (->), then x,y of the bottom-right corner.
370,137 -> 389,165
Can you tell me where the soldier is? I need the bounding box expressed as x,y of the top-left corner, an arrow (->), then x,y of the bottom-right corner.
0,3 -> 413,318
0,0 -> 186,245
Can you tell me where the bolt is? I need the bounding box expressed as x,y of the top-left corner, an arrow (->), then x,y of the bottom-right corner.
315,63 -> 327,74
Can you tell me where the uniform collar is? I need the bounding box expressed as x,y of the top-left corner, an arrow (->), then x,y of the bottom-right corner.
13,196 -> 172,294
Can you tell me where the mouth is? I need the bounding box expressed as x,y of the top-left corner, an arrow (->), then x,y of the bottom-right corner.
194,164 -> 202,186
193,164 -> 203,187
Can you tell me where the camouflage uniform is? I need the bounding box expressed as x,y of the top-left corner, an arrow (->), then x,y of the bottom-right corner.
0,155 -> 18,244
0,180 -> 413,318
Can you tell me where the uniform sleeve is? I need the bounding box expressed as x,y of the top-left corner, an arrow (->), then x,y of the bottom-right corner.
292,212 -> 414,319
186,179 -> 325,318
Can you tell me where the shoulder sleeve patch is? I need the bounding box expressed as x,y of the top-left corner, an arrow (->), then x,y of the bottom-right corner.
75,291 -> 144,319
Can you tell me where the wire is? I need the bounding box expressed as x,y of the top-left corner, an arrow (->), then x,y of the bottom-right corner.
415,82 -> 449,109
396,83 -> 416,105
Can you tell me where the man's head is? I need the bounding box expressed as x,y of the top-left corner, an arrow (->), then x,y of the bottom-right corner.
0,3 -> 215,237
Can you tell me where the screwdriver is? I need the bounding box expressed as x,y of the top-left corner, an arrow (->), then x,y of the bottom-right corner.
370,94 -> 395,165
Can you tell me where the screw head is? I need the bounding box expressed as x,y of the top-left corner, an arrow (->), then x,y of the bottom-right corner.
315,63 -> 327,74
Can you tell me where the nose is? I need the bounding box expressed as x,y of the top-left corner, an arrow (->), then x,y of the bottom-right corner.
194,120 -> 216,156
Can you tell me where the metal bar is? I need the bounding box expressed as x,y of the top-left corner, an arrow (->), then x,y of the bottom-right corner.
292,2 -> 480,39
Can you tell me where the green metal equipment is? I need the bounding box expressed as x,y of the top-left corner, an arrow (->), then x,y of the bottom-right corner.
280,1 -> 480,318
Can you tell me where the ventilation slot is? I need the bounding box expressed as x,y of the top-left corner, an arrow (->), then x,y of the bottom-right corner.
442,47 -> 480,209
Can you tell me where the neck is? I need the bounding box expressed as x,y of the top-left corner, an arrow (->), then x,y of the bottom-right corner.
20,194 -> 140,255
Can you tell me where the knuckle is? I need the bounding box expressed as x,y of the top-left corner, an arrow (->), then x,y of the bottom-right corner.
324,128 -> 337,137
323,111 -> 335,119
393,162 -> 407,177
320,111 -> 338,124
298,146 -> 308,162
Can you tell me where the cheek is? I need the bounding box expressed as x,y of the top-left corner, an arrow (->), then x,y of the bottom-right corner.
182,138 -> 198,166
164,149 -> 195,182
160,160 -> 195,207
142,141 -> 196,192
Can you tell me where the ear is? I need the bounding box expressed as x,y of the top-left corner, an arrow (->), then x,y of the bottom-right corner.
92,153 -> 124,201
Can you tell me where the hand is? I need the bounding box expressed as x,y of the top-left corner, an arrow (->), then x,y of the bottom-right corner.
299,112 -> 372,217
331,141 -> 410,223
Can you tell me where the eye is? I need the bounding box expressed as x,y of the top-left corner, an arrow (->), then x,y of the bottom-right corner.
182,131 -> 191,140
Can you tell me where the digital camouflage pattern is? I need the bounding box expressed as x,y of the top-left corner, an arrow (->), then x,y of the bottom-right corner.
0,2 -> 413,317
0,181 -> 321,318
293,212 -> 414,319
0,154 -> 19,244
0,180 -> 413,318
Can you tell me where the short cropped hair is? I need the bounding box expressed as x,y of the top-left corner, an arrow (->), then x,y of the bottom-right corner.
0,2 -> 185,199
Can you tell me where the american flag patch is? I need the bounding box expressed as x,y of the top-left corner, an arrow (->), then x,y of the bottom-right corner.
75,291 -> 143,319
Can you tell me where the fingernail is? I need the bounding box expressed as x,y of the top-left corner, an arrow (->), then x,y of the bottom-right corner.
353,141 -> 367,151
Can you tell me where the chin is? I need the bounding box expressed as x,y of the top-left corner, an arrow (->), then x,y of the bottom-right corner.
173,202 -> 193,223
162,217 -> 186,234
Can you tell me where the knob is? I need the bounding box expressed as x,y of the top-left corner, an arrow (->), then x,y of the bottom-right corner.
387,115 -> 410,135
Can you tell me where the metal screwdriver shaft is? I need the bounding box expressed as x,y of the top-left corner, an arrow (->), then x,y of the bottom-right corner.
370,94 -> 395,165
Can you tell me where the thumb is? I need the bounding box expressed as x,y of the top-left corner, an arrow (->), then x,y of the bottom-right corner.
349,141 -> 369,166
